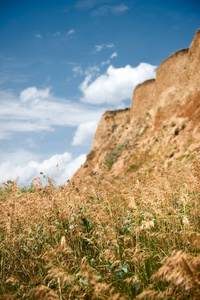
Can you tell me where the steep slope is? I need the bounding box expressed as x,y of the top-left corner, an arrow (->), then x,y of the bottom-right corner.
73,29 -> 200,180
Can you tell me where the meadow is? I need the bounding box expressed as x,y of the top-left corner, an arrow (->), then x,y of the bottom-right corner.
0,155 -> 199,299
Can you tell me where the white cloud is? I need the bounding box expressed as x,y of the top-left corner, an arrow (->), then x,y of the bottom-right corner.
101,59 -> 110,66
94,43 -> 115,53
0,149 -> 39,165
110,51 -> 118,59
52,30 -> 75,41
35,34 -> 42,39
80,63 -> 157,105
67,29 -> 75,35
92,3 -> 129,16
20,87 -> 50,104
78,66 -> 100,91
85,66 -> 100,76
73,66 -> 100,79
73,66 -> 83,76
0,87 -> 104,139
110,3 -> 129,14
0,151 -> 86,186
57,154 -> 86,185
106,43 -> 114,48
95,45 -> 104,52
101,51 -> 118,66
72,121 -> 98,145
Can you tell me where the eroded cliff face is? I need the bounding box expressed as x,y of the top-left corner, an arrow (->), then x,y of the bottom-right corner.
81,108 -> 131,176
130,29 -> 200,124
73,29 -> 200,180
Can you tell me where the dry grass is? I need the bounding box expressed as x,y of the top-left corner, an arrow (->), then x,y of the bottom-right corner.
0,155 -> 199,299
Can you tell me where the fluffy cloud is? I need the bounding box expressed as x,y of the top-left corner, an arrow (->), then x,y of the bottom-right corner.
0,87 -> 103,139
80,63 -> 157,105
57,154 -> 86,185
72,121 -> 98,145
67,29 -> 75,35
20,87 -> 50,104
0,151 -> 86,186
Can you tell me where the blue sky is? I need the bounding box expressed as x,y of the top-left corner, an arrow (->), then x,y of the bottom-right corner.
0,0 -> 200,186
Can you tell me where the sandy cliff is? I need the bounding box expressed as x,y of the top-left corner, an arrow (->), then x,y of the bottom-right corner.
73,29 -> 200,180
130,29 -> 200,124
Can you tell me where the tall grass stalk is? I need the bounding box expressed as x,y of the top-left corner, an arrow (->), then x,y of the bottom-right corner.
0,158 -> 199,299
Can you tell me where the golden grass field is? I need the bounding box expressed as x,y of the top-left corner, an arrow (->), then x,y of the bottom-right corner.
0,154 -> 200,299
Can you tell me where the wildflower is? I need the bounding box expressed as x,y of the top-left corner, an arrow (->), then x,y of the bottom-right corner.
69,224 -> 77,230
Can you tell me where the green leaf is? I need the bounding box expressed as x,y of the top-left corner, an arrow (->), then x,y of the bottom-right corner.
116,246 -> 119,255
115,270 -> 124,279
81,278 -> 88,285
120,263 -> 128,273
136,283 -> 141,292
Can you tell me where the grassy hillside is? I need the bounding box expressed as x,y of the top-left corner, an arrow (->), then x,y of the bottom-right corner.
0,154 -> 200,299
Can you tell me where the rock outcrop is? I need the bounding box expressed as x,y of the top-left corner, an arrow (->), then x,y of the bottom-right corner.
73,29 -> 200,180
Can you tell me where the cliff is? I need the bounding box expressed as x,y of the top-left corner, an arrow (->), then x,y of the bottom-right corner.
73,29 -> 200,180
